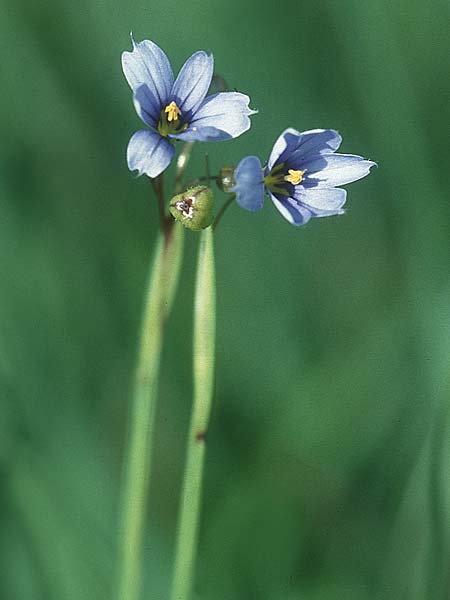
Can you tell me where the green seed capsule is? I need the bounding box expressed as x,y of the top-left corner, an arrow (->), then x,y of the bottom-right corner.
169,186 -> 214,231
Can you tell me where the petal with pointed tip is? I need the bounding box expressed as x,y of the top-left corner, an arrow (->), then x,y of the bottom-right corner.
268,128 -> 342,170
171,51 -> 214,115
122,37 -> 174,121
301,154 -> 377,187
174,93 -> 255,142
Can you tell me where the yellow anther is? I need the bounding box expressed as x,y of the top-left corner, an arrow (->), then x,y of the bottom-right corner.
284,169 -> 305,185
164,101 -> 182,122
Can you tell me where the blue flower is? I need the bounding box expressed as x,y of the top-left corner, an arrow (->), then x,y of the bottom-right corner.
232,128 -> 376,226
122,36 -> 256,178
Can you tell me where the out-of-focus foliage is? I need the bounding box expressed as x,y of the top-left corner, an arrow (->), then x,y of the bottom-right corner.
1,1 -> 450,598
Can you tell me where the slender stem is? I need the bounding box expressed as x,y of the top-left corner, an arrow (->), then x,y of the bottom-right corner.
170,227 -> 216,600
427,398 -> 449,598
151,174 -> 167,233
204,153 -> 211,181
117,140 -> 195,600
184,175 -> 219,190
116,221 -> 185,600
212,194 -> 236,230
175,142 -> 195,194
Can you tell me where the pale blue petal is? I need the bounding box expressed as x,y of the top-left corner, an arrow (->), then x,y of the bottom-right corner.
171,51 -> 214,115
173,92 -> 255,142
267,128 -> 299,170
294,187 -> 347,216
268,128 -> 342,170
301,154 -> 377,187
172,125 -> 229,142
127,130 -> 175,178
267,128 -> 301,170
133,85 -> 159,128
269,192 -> 312,226
232,156 -> 265,212
122,37 -> 174,116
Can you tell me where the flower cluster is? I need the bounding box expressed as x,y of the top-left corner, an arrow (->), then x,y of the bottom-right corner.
123,37 -> 375,227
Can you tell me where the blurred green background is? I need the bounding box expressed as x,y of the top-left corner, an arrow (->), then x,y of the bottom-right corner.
2,0 -> 450,598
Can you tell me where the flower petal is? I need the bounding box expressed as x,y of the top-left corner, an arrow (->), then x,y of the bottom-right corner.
269,192 -> 312,226
268,128 -> 342,170
122,37 -> 174,120
267,128 -> 300,170
232,156 -> 265,212
171,51 -> 214,115
127,130 -> 175,178
133,85 -> 159,128
301,154 -> 377,187
173,92 -> 255,142
293,187 -> 347,216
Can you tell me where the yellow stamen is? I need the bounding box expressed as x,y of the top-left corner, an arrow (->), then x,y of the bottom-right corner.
164,101 -> 182,122
284,169 -> 305,185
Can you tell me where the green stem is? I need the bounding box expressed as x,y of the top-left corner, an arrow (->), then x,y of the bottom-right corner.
170,227 -> 216,600
175,142 -> 195,194
151,174 -> 167,233
116,221 -> 184,600
213,194 -> 235,230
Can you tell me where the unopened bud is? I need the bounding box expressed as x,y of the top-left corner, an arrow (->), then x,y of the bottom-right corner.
217,166 -> 235,193
169,186 -> 214,231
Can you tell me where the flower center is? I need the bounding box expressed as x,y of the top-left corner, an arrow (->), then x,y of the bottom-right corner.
264,164 -> 306,196
284,169 -> 304,185
158,101 -> 188,137
175,197 -> 195,219
165,101 -> 181,122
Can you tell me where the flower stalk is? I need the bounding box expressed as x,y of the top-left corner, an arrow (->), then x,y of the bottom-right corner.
175,142 -> 195,193
116,220 -> 184,600
170,227 -> 216,600
213,193 -> 236,230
